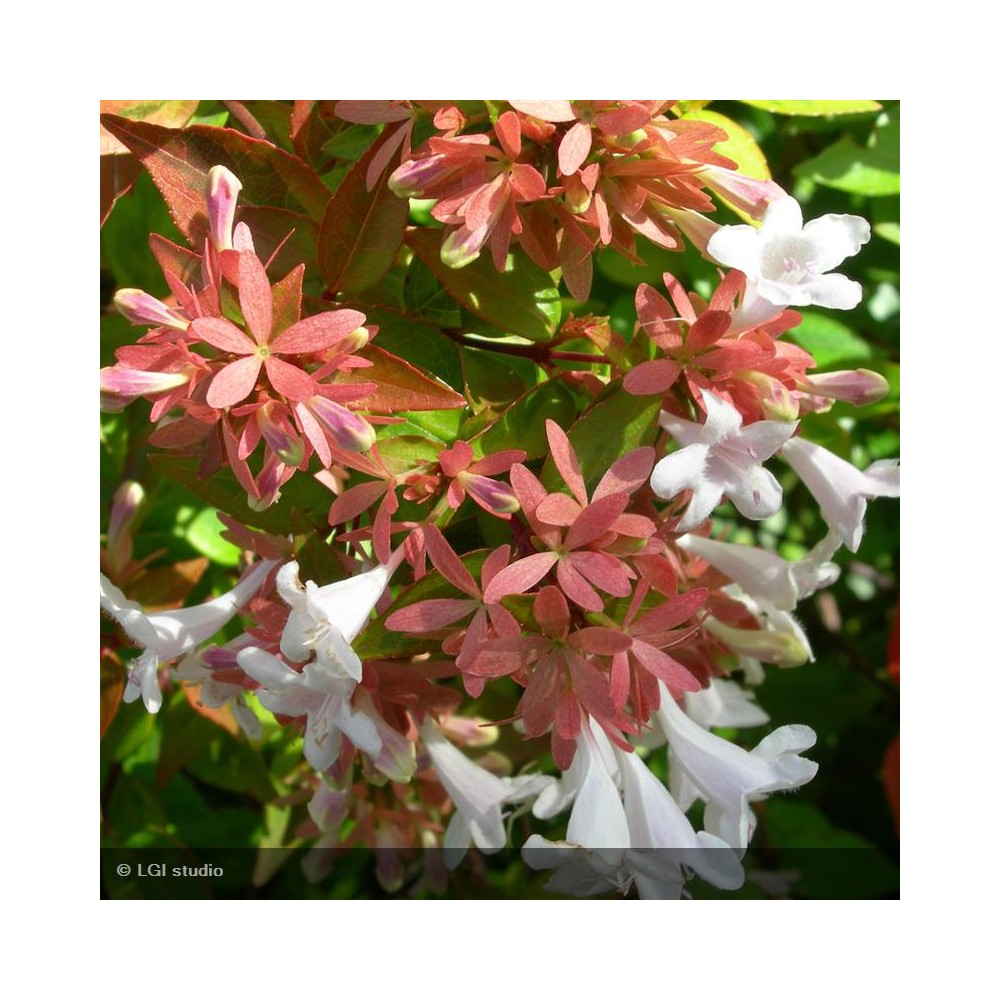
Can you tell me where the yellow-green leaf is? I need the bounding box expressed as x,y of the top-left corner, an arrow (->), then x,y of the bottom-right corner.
682,109 -> 770,180
742,100 -> 881,117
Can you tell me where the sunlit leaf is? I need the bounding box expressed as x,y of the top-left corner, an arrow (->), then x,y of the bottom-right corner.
742,100 -> 882,116
409,229 -> 561,343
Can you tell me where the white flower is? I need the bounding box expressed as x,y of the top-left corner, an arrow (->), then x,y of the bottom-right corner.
684,678 -> 770,730
100,560 -> 276,713
657,683 -> 818,849
708,196 -> 870,331
275,554 -> 401,683
677,530 -> 841,612
652,391 -> 797,531
237,646 -> 381,771
176,638 -> 263,739
419,717 -> 553,869
524,717 -> 743,899
782,437 -> 900,552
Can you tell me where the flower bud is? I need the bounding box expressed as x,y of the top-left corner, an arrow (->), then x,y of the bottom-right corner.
257,404 -> 306,467
105,480 -> 144,574
698,166 -> 788,221
461,473 -> 520,515
114,289 -> 189,331
100,365 -> 190,401
207,165 -> 243,252
798,369 -> 890,408
308,396 -> 377,452
740,371 -> 800,422
703,616 -> 811,668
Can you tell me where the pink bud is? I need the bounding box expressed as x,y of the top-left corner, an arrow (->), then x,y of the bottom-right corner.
207,165 -> 243,252
740,371 -> 800,422
307,396 -> 377,452
699,166 -> 788,221
100,365 -> 190,400
256,405 -> 306,467
105,480 -> 144,574
798,369 -> 890,407
461,473 -> 520,516
114,289 -> 189,331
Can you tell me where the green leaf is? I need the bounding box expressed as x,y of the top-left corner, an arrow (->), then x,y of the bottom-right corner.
184,508 -> 242,567
102,700 -> 157,764
409,229 -> 561,343
763,800 -> 898,899
317,130 -> 410,294
403,253 -> 462,327
785,311 -> 874,368
542,388 -> 661,492
474,379 -> 577,460
682,109 -> 770,179
149,454 -> 331,534
321,123 -> 381,161
101,172 -> 185,293
366,307 -> 464,392
186,729 -> 276,802
793,112 -> 899,197
873,222 -> 900,245
461,346 -> 534,411
742,100 -> 881,116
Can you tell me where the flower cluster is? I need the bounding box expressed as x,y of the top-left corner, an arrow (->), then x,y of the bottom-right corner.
388,100 -> 784,300
101,103 -> 898,901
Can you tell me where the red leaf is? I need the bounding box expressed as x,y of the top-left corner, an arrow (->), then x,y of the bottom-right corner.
686,309 -> 731,354
238,251 -> 274,344
100,652 -> 126,738
207,356 -> 263,408
630,640 -> 700,691
564,493 -> 629,551
558,122 -> 592,176
555,559 -> 604,612
271,309 -> 366,354
100,100 -> 200,154
334,345 -> 465,413
271,264 -> 305,335
482,551 -> 558,603
623,358 -> 682,396
566,650 -> 616,719
191,317 -> 255,355
100,153 -> 141,225
633,588 -> 708,635
546,419 -> 588,505
569,550 -> 632,597
423,524 -> 480,597
317,129 -> 410,294
149,233 -> 203,289
264,356 -> 317,401
327,480 -> 388,526
98,115 -> 331,245
593,447 -> 656,500
534,585 -> 570,638
386,599 -> 474,632
535,492 -> 583,528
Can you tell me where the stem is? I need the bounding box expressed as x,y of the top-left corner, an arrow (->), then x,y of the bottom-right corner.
440,327 -> 609,366
222,101 -> 269,141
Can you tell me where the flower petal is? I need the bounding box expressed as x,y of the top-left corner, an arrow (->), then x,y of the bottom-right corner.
206,356 -> 263,409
